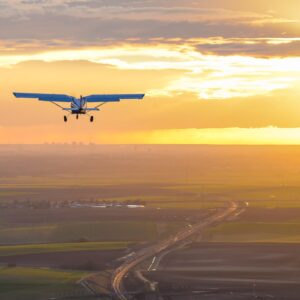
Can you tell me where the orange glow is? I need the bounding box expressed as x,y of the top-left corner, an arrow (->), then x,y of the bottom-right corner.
1,2 -> 300,144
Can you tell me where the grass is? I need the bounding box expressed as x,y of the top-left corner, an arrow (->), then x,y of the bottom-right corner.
0,226 -> 56,244
0,242 -> 128,257
248,200 -> 300,208
164,184 -> 300,208
0,266 -> 88,300
0,266 -> 86,282
0,221 -> 179,244
2,181 -> 285,211
0,191 -> 35,197
205,222 -> 300,243
151,200 -> 226,209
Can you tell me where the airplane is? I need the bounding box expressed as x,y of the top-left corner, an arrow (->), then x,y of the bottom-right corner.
13,92 -> 145,122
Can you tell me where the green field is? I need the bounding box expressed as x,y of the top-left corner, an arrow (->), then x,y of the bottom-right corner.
0,242 -> 128,257
0,191 -> 36,198
150,200 -> 226,209
7,181 -> 300,211
164,184 -> 300,208
103,184 -> 300,209
0,221 -> 181,244
205,222 -> 300,243
0,267 -> 88,300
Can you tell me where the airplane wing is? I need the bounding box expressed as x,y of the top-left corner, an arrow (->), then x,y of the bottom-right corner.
85,94 -> 145,102
13,93 -> 74,102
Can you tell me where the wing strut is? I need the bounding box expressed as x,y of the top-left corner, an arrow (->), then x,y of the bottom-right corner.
51,102 -> 65,109
94,102 -> 107,109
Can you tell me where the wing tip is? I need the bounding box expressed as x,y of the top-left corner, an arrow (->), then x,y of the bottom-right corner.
13,92 -> 26,99
134,94 -> 145,100
13,92 -> 31,99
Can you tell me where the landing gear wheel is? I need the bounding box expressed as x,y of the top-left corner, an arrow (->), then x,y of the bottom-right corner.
90,116 -> 94,123
76,114 -> 79,120
64,116 -> 68,122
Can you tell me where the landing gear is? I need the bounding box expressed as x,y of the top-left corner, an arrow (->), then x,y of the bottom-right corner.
63,115 -> 94,122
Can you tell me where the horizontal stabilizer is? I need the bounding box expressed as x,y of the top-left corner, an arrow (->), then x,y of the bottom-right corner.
63,108 -> 99,111
85,108 -> 100,111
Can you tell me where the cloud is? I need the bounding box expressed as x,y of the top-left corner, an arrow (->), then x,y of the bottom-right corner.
0,0 -> 294,25
193,38 -> 300,57
3,37 -> 300,58
2,43 -> 300,99
0,0 -> 298,43
0,0 -> 299,70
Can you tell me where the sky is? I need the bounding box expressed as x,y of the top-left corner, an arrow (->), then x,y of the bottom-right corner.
1,0 -> 300,144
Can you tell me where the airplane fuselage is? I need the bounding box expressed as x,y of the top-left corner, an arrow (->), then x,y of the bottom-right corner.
71,98 -> 87,114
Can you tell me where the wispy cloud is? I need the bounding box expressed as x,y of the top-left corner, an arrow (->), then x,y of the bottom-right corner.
0,0 -> 298,43
0,0 -> 292,24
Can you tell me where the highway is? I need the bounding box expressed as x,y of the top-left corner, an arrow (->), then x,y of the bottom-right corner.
111,201 -> 243,300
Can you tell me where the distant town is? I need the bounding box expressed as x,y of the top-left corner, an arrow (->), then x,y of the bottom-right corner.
0,199 -> 146,210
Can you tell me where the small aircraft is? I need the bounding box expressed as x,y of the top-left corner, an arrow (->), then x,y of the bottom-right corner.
13,92 -> 145,122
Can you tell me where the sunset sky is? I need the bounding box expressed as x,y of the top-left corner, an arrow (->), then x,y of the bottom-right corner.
2,0 -> 300,144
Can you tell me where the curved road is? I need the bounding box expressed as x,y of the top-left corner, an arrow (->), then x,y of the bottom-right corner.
111,201 -> 243,300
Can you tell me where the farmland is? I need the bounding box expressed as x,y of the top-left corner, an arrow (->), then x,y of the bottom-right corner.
0,221 -> 156,244
0,218 -> 186,244
205,221 -> 300,243
145,242 -> 300,299
0,242 -> 128,256
0,267 -> 88,300
2,145 -> 300,299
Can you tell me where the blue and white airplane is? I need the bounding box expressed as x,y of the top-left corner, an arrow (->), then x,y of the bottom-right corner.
13,92 -> 145,122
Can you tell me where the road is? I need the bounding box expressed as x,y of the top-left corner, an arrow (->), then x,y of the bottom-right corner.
111,201 -> 243,300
